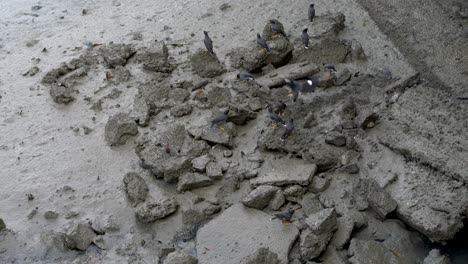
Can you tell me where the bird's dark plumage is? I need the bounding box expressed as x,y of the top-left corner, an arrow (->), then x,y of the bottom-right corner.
274,101 -> 287,113
203,31 -> 214,55
270,208 -> 295,222
308,4 -> 315,22
323,63 -> 337,72
285,79 -> 317,102
268,106 -> 285,125
211,110 -> 229,127
281,118 -> 294,140
257,33 -> 270,53
269,20 -> 287,39
301,28 -> 309,49
237,72 -> 255,81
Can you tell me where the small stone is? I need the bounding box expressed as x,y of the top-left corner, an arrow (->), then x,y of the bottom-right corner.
268,190 -> 285,210
308,176 -> 330,193
92,235 -> 107,250
135,197 -> 179,222
44,211 -> 59,220
191,155 -> 211,172
177,173 -> 213,192
325,131 -> 347,146
27,209 -> 38,220
301,193 -> 324,216
358,179 -> 397,219
305,208 -> 337,234
241,185 -> 278,209
163,250 -> 198,264
50,84 -> 75,104
423,249 -> 450,264
246,247 -> 281,264
104,113 -> 138,146
170,104 -> 192,117
82,126 -> 93,135
158,243 -> 175,258
335,68 -> 352,86
23,66 -> 40,77
65,223 -> 97,251
123,172 -> 149,207
206,162 -> 223,180
0,218 -> 5,231
340,164 -> 360,174
223,150 -> 233,157
284,185 -> 305,197
64,211 -> 79,219
341,150 -> 360,166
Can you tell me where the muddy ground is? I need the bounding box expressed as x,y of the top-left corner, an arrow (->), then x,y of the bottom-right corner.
0,0 -> 467,263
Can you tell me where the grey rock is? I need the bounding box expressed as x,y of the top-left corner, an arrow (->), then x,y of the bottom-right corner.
49,84 -> 75,104
245,247 -> 281,264
40,231 -> 68,255
108,65 -> 131,83
251,158 -> 317,187
331,217 -> 354,249
358,179 -> 397,219
321,247 -> 348,264
341,150 -> 360,166
44,211 -> 59,220
308,176 -> 330,193
92,235 -> 107,250
423,249 -> 450,264
346,39 -> 366,61
27,209 -> 38,220
177,173 -> 213,192
284,185 -> 305,197
262,19 -> 287,41
0,218 -> 5,231
201,122 -> 235,147
229,42 -> 269,72
163,250 -> 198,264
303,142 -> 344,172
268,190 -> 285,210
170,104 -> 192,117
242,185 -> 278,209
99,43 -> 135,67
206,162 -> 223,180
256,62 -> 319,88
136,45 -> 175,73
191,155 -> 211,172
300,228 -> 331,260
301,193 -> 324,216
307,13 -> 345,38
65,223 -> 97,251
292,37 -> 351,64
190,49 -> 226,78
104,113 -> 138,146
135,197 -> 178,222
196,204 -> 299,264
348,239 -> 403,264
335,68 -> 352,86
158,243 -> 175,258
325,131 -> 347,146
306,208 -> 337,234
123,172 -> 149,207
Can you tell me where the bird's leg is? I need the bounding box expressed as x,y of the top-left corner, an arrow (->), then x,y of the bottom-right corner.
271,123 -> 278,129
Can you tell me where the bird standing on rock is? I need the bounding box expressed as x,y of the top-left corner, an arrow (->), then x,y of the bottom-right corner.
281,118 -> 294,141
270,208 -> 295,222
323,63 -> 337,73
269,20 -> 288,39
267,106 -> 286,127
308,4 -> 316,22
257,33 -> 270,53
203,31 -> 214,55
211,110 -> 229,127
285,78 -> 317,102
301,28 -> 310,49
237,72 -> 255,81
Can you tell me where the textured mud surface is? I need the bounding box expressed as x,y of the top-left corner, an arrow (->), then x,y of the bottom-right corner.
0,0 -> 467,263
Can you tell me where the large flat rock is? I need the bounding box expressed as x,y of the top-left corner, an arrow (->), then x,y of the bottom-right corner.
196,203 -> 299,264
251,158 -> 316,187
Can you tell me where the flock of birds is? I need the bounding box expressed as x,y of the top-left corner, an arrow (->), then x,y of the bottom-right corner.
208,3 -> 339,146
205,4 -> 342,223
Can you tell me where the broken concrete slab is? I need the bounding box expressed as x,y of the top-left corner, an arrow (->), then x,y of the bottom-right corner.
123,172 -> 149,207
348,239 -> 404,264
135,197 -> 178,222
201,122 -> 236,147
104,113 -> 139,146
190,49 -> 226,78
357,178 -> 397,219
251,158 -> 316,187
241,185 -> 278,210
196,204 -> 299,264
177,173 -> 213,192
65,223 -> 96,251
191,155 -> 211,172
99,43 -> 135,68
256,62 -> 319,88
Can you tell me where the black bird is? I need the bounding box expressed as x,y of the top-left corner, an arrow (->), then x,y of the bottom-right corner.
308,4 -> 315,22
267,106 -> 285,126
323,63 -> 337,73
211,110 -> 229,127
257,33 -> 270,53
274,100 -> 287,115
269,20 -> 287,39
301,28 -> 309,49
285,79 -> 317,102
281,118 -> 294,141
203,31 -> 214,55
237,72 -> 255,81
270,208 -> 295,222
